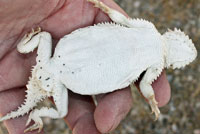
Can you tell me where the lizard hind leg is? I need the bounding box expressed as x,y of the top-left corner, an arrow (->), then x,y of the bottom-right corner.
24,83 -> 68,133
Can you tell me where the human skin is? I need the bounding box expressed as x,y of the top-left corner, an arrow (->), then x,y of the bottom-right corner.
0,0 -> 171,134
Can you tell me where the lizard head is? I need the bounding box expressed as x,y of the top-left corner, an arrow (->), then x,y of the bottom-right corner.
163,28 -> 197,69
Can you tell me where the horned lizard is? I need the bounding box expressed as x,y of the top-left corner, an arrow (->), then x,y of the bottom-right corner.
0,0 -> 197,133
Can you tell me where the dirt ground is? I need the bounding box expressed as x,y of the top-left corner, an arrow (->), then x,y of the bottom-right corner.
1,0 -> 200,134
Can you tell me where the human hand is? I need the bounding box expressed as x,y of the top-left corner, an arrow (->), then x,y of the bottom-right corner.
0,0 -> 171,133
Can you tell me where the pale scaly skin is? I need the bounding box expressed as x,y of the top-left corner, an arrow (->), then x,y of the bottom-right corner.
0,0 -> 197,133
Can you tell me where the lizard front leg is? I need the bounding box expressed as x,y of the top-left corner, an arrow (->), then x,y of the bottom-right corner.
24,83 -> 68,133
17,27 -> 53,64
139,67 -> 162,120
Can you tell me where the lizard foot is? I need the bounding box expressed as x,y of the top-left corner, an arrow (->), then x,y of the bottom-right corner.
22,27 -> 41,44
17,26 -> 42,53
24,111 -> 43,133
148,95 -> 160,120
24,122 -> 43,133
87,0 -> 110,14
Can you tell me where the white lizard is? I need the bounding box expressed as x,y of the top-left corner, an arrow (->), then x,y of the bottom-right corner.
0,0 -> 197,132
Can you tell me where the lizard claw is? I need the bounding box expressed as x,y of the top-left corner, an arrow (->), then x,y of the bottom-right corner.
27,27 -> 41,38
87,0 -> 110,13
148,95 -> 160,121
21,27 -> 41,45
24,112 -> 43,133
24,122 -> 43,133
25,112 -> 33,127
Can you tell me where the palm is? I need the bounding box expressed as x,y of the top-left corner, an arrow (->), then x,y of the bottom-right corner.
0,0 -> 171,134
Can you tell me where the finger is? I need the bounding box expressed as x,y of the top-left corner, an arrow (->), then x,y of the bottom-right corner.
0,50 -> 36,92
152,71 -> 171,107
40,0 -> 97,38
64,91 -> 101,134
0,87 -> 43,134
40,0 -> 127,38
72,113 -> 101,134
94,87 -> 133,133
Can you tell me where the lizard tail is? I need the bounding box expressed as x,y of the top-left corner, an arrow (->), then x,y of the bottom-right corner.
0,82 -> 47,122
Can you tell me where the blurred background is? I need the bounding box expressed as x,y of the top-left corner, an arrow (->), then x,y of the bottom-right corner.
1,0 -> 200,133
